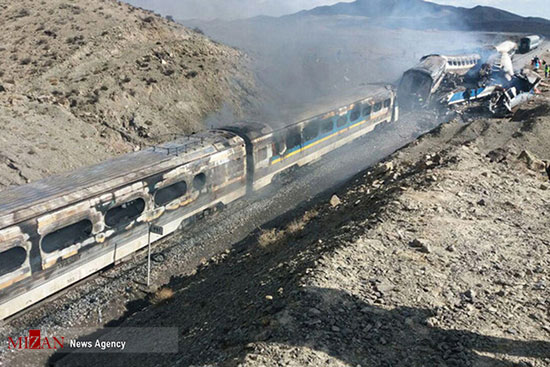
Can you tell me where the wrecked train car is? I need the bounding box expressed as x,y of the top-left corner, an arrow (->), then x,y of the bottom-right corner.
0,132 -> 248,319
398,55 -> 447,110
489,69 -> 542,115
398,54 -> 480,110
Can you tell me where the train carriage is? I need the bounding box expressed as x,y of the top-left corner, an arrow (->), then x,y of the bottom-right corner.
222,87 -> 397,192
0,131 -> 247,319
519,35 -> 541,54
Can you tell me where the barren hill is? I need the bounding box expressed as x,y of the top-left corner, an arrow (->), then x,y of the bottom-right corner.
0,0 -> 256,190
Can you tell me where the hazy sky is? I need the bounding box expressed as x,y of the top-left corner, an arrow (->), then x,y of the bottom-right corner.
126,0 -> 549,20
126,0 -> 352,20
430,0 -> 550,19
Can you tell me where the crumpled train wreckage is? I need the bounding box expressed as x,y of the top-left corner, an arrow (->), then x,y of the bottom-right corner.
399,38 -> 544,116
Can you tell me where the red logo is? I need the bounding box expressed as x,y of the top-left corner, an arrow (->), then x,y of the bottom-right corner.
8,330 -> 64,350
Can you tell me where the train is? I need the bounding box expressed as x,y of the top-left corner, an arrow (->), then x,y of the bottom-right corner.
0,87 -> 398,319
519,35 -> 541,54
398,53 -> 480,110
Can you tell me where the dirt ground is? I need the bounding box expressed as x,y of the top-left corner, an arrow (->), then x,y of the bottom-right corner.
0,0 -> 256,190
13,53 -> 544,366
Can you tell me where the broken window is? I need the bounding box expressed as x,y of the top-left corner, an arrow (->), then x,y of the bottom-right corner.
0,246 -> 26,277
362,104 -> 372,116
272,133 -> 285,155
336,115 -> 347,128
303,121 -> 319,141
105,199 -> 145,227
383,99 -> 391,108
42,219 -> 93,253
155,181 -> 188,207
257,147 -> 268,161
374,102 -> 382,112
285,128 -> 301,150
320,118 -> 333,134
350,107 -> 361,122
193,173 -> 207,191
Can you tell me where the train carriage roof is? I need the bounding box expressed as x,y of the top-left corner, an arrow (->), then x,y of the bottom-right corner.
0,130 -> 243,229
406,56 -> 447,80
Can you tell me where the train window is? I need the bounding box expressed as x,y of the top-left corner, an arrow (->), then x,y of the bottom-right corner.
257,147 -> 268,161
336,115 -> 347,128
383,99 -> 391,108
272,134 -> 285,155
373,102 -> 382,112
0,246 -> 26,277
350,107 -> 361,122
193,173 -> 207,191
362,104 -> 372,116
155,181 -> 188,207
285,128 -> 301,149
320,118 -> 333,134
105,199 -> 145,227
42,219 -> 93,253
303,121 -> 319,141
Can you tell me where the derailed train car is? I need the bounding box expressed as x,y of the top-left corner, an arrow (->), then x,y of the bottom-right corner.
398,54 -> 480,110
0,87 -> 398,319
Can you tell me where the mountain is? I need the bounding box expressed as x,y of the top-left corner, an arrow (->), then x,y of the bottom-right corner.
293,0 -> 550,34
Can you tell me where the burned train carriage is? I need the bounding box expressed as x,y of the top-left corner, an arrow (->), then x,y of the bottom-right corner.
398,54 -> 480,110
0,132 -> 248,320
0,87 -> 397,319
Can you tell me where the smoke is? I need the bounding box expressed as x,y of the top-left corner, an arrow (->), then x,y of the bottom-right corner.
181,0 -> 497,127
124,0 -> 353,20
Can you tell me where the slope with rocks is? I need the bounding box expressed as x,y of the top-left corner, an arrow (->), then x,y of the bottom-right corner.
0,0 -> 256,190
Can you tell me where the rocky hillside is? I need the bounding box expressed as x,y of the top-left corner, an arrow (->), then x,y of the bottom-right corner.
0,0 -> 256,190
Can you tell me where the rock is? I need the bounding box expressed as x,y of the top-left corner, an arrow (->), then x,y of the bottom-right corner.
540,184 -> 548,191
462,289 -> 476,303
374,161 -> 394,176
331,326 -> 341,332
376,280 -> 395,295
518,150 -> 546,171
486,148 -> 508,163
265,295 -> 273,300
330,195 -> 341,207
0,85 -> 5,92
409,238 -> 431,253
477,199 -> 486,206
309,308 -> 322,316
